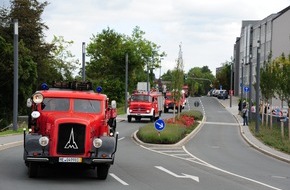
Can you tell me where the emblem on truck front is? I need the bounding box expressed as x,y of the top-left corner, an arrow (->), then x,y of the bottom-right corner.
64,128 -> 78,149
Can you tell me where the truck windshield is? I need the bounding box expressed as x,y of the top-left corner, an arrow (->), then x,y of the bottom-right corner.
42,98 -> 69,111
131,95 -> 151,102
74,99 -> 101,113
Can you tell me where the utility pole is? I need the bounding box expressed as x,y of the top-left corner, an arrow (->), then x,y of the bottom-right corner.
82,42 -> 85,81
125,53 -> 128,113
13,19 -> 19,131
255,40 -> 261,134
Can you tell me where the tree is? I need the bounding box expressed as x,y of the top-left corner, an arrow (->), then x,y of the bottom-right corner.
215,62 -> 231,91
186,66 -> 214,96
8,0 -> 53,85
86,26 -> 166,103
50,35 -> 79,81
171,44 -> 184,118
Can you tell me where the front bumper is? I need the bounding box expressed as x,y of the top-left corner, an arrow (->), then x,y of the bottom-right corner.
24,133 -> 118,166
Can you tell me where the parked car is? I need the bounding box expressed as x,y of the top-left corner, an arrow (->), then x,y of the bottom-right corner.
217,90 -> 228,99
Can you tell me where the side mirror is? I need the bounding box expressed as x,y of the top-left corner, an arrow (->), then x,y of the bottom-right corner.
111,100 -> 117,109
27,98 -> 32,108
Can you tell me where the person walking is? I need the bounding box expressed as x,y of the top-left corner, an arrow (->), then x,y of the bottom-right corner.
242,105 -> 248,126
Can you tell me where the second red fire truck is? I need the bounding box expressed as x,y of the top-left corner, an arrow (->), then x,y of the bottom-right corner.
127,90 -> 164,122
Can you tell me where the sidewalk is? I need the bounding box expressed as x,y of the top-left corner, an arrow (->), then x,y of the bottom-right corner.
218,96 -> 290,164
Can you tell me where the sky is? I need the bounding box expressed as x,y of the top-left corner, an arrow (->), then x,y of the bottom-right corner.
1,0 -> 290,77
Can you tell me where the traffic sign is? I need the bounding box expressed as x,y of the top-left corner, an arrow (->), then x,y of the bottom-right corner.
194,101 -> 200,107
244,86 -> 249,92
154,119 -> 166,131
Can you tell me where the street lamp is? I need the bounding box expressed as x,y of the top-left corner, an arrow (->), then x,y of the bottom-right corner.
230,60 -> 233,107
248,54 -> 252,121
13,19 -> 19,131
240,59 -> 244,111
255,40 -> 261,134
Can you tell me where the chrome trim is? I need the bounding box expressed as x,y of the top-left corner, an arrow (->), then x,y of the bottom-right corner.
92,158 -> 113,163
26,157 -> 49,162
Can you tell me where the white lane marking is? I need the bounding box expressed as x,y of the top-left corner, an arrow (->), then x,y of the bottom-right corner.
204,121 -> 239,126
109,173 -> 129,185
140,145 -> 282,190
118,137 -> 125,141
155,166 -> 199,182
183,146 -> 282,190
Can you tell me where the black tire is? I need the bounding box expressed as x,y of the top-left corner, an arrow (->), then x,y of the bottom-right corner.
150,112 -> 155,122
164,107 -> 168,113
28,163 -> 38,178
97,164 -> 110,180
127,116 -> 132,122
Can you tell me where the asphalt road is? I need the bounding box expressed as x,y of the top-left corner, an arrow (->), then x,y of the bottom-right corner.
0,97 -> 289,190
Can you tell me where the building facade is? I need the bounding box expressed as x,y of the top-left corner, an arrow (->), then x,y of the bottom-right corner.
233,6 -> 290,107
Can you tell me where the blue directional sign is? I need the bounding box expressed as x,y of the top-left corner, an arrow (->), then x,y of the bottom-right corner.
244,86 -> 250,92
154,119 -> 166,131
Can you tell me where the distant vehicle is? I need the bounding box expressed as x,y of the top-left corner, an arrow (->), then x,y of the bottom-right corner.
217,90 -> 228,99
164,90 -> 186,113
213,89 -> 221,97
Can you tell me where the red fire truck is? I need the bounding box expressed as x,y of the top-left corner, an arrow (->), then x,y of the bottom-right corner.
164,90 -> 186,113
127,91 -> 164,122
24,81 -> 118,179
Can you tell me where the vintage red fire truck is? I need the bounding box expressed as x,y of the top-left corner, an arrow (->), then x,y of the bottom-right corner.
127,90 -> 164,122
24,81 -> 118,179
164,90 -> 186,113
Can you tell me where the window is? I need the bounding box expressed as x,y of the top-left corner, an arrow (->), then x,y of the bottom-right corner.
74,99 -> 101,113
42,98 -> 69,111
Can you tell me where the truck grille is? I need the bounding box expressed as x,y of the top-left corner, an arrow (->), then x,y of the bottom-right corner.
131,107 -> 147,112
57,123 -> 86,155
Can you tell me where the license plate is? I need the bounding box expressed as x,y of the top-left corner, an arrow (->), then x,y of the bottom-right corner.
59,157 -> 82,163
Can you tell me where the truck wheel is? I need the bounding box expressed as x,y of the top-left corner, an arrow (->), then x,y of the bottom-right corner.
127,116 -> 132,122
97,164 -> 110,180
150,112 -> 155,122
28,163 -> 38,178
164,108 -> 168,113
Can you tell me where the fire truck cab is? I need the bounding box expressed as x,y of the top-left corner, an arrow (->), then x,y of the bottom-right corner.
24,81 -> 118,179
127,91 -> 164,122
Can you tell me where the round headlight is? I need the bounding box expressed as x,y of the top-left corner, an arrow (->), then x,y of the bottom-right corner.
93,138 -> 102,148
39,136 -> 49,147
32,92 -> 44,104
31,111 -> 40,119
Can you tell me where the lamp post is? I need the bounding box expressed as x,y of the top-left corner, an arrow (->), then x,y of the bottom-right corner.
125,53 -> 128,113
248,54 -> 252,121
255,40 -> 261,134
240,59 -> 244,111
230,61 -> 233,107
13,19 -> 19,131
82,42 -> 85,81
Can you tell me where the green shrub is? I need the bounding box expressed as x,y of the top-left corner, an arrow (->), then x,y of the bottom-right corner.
137,110 -> 203,144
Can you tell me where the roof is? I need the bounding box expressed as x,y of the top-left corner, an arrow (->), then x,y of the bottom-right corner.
39,89 -> 107,100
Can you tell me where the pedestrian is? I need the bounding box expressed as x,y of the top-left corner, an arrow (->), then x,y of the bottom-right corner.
238,100 -> 242,112
242,105 -> 248,126
242,100 -> 246,109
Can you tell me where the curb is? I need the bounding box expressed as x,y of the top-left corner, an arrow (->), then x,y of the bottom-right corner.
218,98 -> 290,164
132,114 -> 206,148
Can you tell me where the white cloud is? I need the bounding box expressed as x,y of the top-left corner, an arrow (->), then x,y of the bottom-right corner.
37,0 -> 290,76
